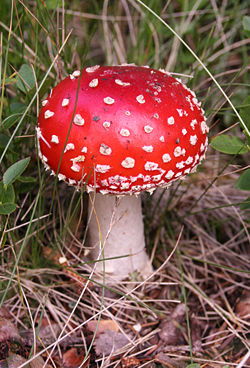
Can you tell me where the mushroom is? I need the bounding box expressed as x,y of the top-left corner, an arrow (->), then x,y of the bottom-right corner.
37,65 -> 209,281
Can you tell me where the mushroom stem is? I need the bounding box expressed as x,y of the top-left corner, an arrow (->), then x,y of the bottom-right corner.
87,193 -> 153,281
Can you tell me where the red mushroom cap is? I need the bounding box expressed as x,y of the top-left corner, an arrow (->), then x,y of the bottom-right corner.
37,65 -> 209,194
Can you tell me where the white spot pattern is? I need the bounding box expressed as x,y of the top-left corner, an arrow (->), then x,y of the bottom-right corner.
142,145 -> 153,152
64,143 -> 75,152
115,79 -> 130,86
100,144 -> 112,156
162,153 -> 171,163
165,170 -> 175,179
89,78 -> 98,88
51,135 -> 59,144
95,164 -> 110,173
120,128 -> 130,137
176,161 -> 185,169
45,110 -> 54,119
168,116 -> 175,125
159,136 -> 165,142
190,119 -> 197,129
86,65 -> 100,73
201,121 -> 209,134
190,135 -> 198,145
70,155 -> 85,163
186,156 -> 193,165
174,146 -> 185,157
121,157 -> 135,168
71,164 -> 81,172
145,162 -> 159,171
144,125 -> 153,133
72,70 -> 80,77
103,121 -> 111,129
62,98 -> 69,107
136,95 -> 145,104
74,114 -> 85,126
58,173 -> 66,181
104,97 -> 115,105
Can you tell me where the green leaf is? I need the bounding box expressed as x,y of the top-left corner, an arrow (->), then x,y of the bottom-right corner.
10,102 -> 26,114
45,0 -> 63,10
17,176 -> 36,183
240,196 -> 250,210
235,169 -> 250,191
210,135 -> 248,154
0,134 -> 10,149
185,364 -> 200,368
0,182 -> 15,203
3,77 -> 17,85
243,16 -> 250,31
16,64 -> 35,93
0,202 -> 17,215
3,113 -> 23,129
3,157 -> 30,186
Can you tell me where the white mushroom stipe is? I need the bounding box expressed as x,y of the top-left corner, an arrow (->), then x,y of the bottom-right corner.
88,194 -> 152,280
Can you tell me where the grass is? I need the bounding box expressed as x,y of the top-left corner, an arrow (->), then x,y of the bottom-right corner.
0,0 -> 249,367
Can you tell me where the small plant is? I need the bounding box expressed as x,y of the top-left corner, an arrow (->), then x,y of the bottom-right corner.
0,157 -> 30,215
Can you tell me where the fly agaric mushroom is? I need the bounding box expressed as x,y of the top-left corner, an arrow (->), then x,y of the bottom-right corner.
37,65 -> 209,281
